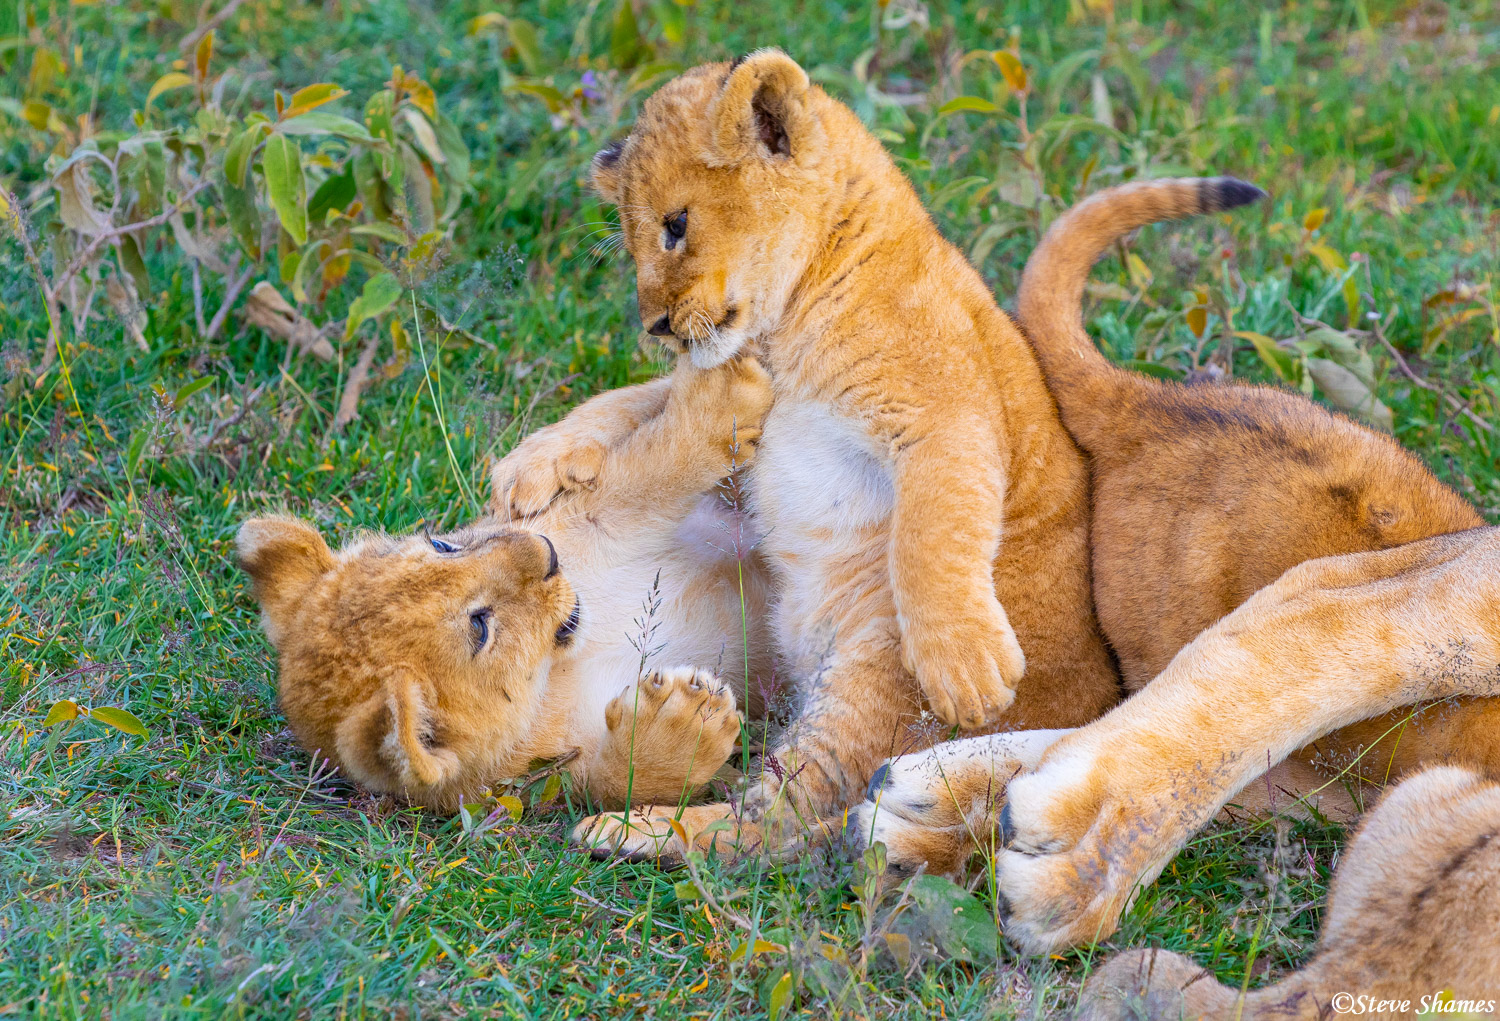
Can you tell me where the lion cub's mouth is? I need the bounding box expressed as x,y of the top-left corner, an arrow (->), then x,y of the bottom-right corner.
555,598 -> 582,646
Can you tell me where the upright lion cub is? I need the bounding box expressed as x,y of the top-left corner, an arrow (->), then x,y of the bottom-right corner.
580,49 -> 1117,840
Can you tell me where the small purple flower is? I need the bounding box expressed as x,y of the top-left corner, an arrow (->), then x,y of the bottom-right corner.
581,70 -> 603,103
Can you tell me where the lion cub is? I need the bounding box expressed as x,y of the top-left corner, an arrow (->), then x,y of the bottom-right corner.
239,357 -> 774,812
577,48 -> 1117,841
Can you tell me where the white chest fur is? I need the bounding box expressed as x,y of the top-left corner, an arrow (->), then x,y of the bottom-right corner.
751,398 -> 895,556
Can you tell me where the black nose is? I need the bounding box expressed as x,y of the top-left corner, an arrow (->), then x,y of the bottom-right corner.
646,314 -> 673,337
540,535 -> 559,580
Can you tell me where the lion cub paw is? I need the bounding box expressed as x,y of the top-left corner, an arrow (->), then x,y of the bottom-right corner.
679,356 -> 773,457
491,428 -> 608,519
570,803 -> 750,863
903,594 -> 1026,729
601,668 -> 741,802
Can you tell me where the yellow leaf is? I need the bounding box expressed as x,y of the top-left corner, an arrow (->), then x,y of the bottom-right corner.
44,699 -> 80,726
194,30 -> 214,81
406,78 -> 437,120
1125,252 -> 1153,290
1302,207 -> 1327,233
1307,241 -> 1348,274
468,12 -> 506,35
992,50 -> 1028,93
1186,305 -> 1207,339
146,71 -> 194,109
496,795 -> 523,821
22,99 -> 52,130
665,815 -> 688,849
283,83 -> 348,119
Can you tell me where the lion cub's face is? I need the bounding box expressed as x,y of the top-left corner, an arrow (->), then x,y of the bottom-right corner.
237,516 -> 580,810
591,50 -> 832,368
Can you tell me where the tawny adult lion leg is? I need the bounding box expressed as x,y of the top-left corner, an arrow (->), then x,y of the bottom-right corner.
1076,765 -> 1500,1020
993,527 -> 1500,954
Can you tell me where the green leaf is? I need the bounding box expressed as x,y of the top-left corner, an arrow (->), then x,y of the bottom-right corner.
609,0 -> 644,69
767,972 -> 793,1021
937,95 -> 1000,115
308,166 -> 357,224
89,706 -> 149,740
1121,358 -> 1184,381
506,17 -> 545,74
175,377 -> 214,405
400,107 -> 446,167
221,172 -> 262,260
672,880 -> 701,901
352,150 -> 391,221
1306,357 -> 1393,431
350,221 -> 407,244
1235,331 -> 1298,384
344,272 -> 403,340
433,112 -> 470,187
224,123 -> 267,187
399,142 -> 435,232
278,111 -> 378,144
43,700 -> 80,726
117,233 -> 150,295
262,133 -> 308,245
904,874 -> 1001,963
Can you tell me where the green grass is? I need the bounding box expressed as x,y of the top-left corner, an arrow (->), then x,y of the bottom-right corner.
2,0 -> 1497,1017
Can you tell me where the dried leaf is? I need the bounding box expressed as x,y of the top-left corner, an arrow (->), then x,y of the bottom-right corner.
1306,357 -> 1393,431
242,281 -> 334,360
54,160 -> 112,236
106,274 -> 149,351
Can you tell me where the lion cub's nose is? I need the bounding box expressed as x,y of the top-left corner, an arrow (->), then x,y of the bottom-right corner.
646,314 -> 673,337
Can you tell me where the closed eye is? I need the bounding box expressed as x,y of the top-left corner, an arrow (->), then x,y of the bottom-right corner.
469,609 -> 491,652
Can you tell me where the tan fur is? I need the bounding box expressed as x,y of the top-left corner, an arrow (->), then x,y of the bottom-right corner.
1077,766 -> 1500,1020
240,357 -> 775,812
576,50 -> 1118,853
840,179 -> 1500,956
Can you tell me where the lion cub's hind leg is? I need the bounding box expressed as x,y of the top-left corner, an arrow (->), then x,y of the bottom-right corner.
1077,765 -> 1500,1021
845,730 -> 1071,877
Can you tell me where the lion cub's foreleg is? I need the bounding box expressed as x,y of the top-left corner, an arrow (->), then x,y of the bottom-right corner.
992,528 -> 1500,954
1077,765 -> 1500,1020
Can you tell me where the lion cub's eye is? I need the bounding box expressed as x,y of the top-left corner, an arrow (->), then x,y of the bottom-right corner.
469,609 -> 491,652
664,210 -> 687,250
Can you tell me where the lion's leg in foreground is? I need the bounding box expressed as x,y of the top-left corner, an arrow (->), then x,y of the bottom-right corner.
1076,764 -> 1500,1020
983,527 -> 1500,953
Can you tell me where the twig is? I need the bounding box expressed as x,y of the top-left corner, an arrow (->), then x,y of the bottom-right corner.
1373,324 -> 1495,435
180,0 -> 248,53
204,255 -> 254,343
48,180 -> 212,304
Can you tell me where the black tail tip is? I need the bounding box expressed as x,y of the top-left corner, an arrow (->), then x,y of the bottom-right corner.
1201,177 -> 1268,212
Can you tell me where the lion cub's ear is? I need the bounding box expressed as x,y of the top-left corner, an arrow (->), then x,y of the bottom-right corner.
591,136 -> 627,205
709,48 -> 825,166
237,516 -> 335,644
335,669 -> 461,796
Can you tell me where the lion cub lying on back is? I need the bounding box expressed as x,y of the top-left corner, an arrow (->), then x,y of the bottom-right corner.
238,357 -> 774,812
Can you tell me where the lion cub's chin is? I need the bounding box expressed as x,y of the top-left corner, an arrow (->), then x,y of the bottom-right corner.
238,514 -> 576,813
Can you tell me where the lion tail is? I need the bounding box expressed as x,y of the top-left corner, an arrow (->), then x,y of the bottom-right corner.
1018,177 -> 1266,444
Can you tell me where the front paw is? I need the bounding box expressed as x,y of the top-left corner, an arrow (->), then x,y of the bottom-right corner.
903,595 -> 1026,729
679,356 -> 773,457
602,668 -> 742,801
847,730 -> 1064,877
490,429 -> 607,519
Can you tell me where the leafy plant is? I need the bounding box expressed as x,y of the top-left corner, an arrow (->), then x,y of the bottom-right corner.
5,29 -> 469,428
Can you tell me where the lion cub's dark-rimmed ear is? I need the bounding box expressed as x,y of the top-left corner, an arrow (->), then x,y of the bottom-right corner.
708,48 -> 825,167
237,516 -> 335,643
591,137 -> 627,204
